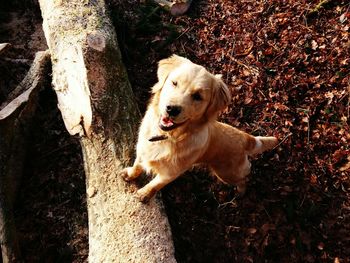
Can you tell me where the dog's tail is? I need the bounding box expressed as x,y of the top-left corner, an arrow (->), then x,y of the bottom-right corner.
245,135 -> 278,155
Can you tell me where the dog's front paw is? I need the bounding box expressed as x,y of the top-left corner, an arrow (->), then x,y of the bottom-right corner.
120,168 -> 133,182
136,187 -> 156,203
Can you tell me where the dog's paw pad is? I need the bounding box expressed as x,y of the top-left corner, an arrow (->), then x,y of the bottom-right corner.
136,189 -> 152,203
120,168 -> 132,181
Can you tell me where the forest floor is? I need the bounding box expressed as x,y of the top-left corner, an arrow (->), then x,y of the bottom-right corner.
1,0 -> 349,262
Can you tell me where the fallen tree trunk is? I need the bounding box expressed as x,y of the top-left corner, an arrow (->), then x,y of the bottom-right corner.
38,1 -> 176,262
0,50 -> 50,263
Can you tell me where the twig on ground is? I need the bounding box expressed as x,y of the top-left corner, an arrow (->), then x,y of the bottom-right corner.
175,26 -> 193,41
347,84 -> 350,119
218,196 -> 238,209
307,0 -> 331,16
273,132 -> 292,150
235,43 -> 254,57
307,113 -> 310,144
228,54 -> 259,75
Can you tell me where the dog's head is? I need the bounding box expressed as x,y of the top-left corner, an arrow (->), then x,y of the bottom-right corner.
152,55 -> 231,132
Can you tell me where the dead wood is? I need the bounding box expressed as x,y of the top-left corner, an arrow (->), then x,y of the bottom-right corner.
152,0 -> 192,16
0,50 -> 50,263
0,50 -> 50,118
38,0 -> 176,262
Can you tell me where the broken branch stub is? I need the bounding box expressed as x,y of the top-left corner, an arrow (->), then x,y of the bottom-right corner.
0,50 -> 50,263
152,0 -> 192,16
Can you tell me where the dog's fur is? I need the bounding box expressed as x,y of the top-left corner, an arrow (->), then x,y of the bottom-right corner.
121,55 -> 278,202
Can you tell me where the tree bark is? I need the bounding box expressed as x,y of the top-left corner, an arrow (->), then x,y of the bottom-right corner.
0,50 -> 50,263
38,1 -> 176,262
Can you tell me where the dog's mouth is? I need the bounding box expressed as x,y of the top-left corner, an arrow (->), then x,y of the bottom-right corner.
159,116 -> 186,131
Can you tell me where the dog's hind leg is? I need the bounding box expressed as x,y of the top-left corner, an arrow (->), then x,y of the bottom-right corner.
211,156 -> 251,194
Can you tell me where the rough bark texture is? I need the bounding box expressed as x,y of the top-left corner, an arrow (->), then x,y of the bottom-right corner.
0,50 -> 50,263
38,0 -> 176,262
152,0 -> 192,16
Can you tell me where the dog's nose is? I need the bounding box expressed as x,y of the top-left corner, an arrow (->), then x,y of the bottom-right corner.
166,105 -> 182,117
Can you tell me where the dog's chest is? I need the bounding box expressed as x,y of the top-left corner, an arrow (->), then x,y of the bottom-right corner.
140,128 -> 209,165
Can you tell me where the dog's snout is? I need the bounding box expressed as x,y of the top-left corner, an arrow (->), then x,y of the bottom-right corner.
166,105 -> 182,117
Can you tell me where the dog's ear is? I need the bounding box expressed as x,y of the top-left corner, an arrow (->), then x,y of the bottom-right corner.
152,55 -> 186,93
206,74 -> 231,119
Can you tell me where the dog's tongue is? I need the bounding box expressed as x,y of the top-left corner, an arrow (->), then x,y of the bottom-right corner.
161,116 -> 174,128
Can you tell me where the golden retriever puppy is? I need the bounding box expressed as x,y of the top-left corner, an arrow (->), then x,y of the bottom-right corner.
121,55 -> 278,203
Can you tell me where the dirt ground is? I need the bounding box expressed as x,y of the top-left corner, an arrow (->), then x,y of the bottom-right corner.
1,0 -> 349,262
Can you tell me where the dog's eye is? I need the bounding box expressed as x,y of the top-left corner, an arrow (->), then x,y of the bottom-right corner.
172,80 -> 178,87
191,92 -> 202,101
